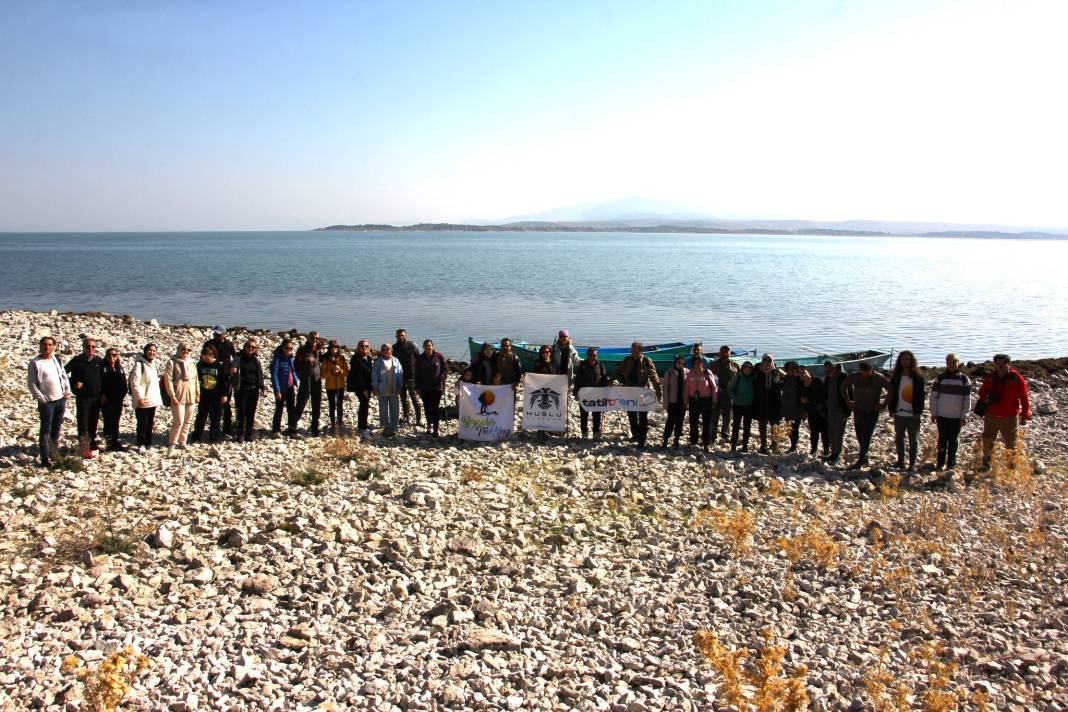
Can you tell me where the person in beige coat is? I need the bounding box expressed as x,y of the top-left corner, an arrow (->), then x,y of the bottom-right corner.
164,342 -> 200,448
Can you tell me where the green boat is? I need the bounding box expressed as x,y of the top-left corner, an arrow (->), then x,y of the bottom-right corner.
732,349 -> 894,374
467,338 -> 696,375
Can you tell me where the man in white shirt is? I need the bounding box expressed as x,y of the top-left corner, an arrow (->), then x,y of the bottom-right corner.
27,336 -> 72,467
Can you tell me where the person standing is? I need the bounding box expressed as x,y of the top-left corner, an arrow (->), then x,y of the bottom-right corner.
65,337 -> 104,459
574,347 -> 607,439
492,338 -> 524,390
190,344 -> 228,444
100,347 -> 127,451
711,345 -> 739,443
887,350 -> 926,473
822,362 -> 851,465
294,331 -> 324,436
372,343 -> 404,435
779,361 -> 804,453
612,342 -> 662,449
203,326 -> 237,436
164,343 -> 199,449
686,357 -> 718,451
470,342 -> 496,385
27,336 -> 72,467
686,343 -> 711,369
270,339 -> 300,437
799,368 -> 827,457
128,343 -> 163,452
532,345 -> 554,374
232,338 -> 265,442
415,339 -> 448,436
551,330 -> 579,384
729,361 -> 755,452
660,356 -> 689,449
321,339 -> 349,433
845,362 -> 889,470
929,353 -> 971,470
393,329 -> 422,427
977,353 -> 1031,470
347,339 -> 375,438
752,353 -> 783,454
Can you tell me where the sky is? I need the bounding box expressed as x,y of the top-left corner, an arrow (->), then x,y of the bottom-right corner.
1,0 -> 1066,231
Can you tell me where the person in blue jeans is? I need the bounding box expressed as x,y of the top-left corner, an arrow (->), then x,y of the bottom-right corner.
372,343 -> 404,436
270,339 -> 300,437
27,336 -> 72,467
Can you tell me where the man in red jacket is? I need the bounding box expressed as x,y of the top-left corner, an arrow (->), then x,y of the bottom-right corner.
977,354 -> 1031,469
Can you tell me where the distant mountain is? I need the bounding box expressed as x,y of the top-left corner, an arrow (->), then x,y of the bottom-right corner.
320,197 -> 1068,238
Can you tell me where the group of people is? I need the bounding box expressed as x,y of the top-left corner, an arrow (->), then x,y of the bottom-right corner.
27,327 -> 1032,476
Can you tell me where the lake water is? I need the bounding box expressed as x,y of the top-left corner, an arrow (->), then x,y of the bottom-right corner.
1,230 -> 1065,365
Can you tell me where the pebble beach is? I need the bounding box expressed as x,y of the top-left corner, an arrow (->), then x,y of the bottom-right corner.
1,309 -> 1066,711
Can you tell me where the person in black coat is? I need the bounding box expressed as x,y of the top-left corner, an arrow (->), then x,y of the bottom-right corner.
190,344 -> 229,444
752,353 -> 783,454
100,347 -> 127,451
65,337 -> 104,457
393,329 -> 422,426
203,326 -> 237,436
347,339 -> 375,437
470,342 -> 496,385
231,338 -> 265,442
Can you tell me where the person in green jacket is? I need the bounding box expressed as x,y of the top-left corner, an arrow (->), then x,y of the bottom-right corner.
729,361 -> 755,452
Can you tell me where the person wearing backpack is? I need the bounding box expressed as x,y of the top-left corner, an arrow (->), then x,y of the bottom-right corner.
128,343 -> 163,452
977,353 -> 1031,470
574,347 -> 608,439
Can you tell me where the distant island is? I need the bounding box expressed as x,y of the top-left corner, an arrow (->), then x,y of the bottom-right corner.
314,222 -> 1068,239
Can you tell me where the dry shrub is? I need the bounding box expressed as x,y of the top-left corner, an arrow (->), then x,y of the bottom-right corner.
694,629 -> 808,711
63,648 -> 151,711
879,473 -> 903,498
459,465 -> 484,484
864,649 -> 910,712
776,521 -> 842,570
694,507 -> 757,556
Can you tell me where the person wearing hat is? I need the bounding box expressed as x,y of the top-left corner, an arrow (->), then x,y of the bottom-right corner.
551,329 -> 579,384
203,325 -> 237,437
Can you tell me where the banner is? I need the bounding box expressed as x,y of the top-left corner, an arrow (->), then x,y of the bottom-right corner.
522,373 -> 569,432
577,386 -> 659,412
458,383 -> 515,441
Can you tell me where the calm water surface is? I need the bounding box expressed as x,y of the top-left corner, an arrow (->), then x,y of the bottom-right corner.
1,231 -> 1065,365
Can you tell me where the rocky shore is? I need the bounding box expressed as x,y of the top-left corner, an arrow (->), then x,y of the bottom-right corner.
1,309 -> 1066,711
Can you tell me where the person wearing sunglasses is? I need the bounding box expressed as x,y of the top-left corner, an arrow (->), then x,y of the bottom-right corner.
322,339 -> 349,433
100,347 -> 128,451
232,338 -> 265,442
532,345 -> 554,374
347,340 -> 375,438
65,336 -> 104,459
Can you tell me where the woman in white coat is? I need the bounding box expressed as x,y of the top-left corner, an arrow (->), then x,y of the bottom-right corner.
128,343 -> 163,452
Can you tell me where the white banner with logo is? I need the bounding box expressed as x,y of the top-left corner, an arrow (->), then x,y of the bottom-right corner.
522,373 -> 569,432
458,383 -> 515,441
577,386 -> 659,412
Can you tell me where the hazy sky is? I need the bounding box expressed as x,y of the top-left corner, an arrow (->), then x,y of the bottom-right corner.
2,0 -> 1066,231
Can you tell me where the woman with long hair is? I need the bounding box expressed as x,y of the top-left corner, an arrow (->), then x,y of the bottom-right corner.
322,339 -> 349,433
888,349 -> 925,473
100,347 -> 127,451
233,338 -> 265,442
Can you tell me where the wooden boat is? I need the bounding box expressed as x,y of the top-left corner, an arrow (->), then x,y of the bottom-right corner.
467,338 -> 696,375
732,349 -> 894,374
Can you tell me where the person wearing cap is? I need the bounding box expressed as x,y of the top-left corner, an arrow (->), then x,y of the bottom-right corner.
976,353 -> 1031,470
27,336 -> 72,467
203,326 -> 237,437
929,352 -> 971,470
164,342 -> 200,449
711,345 -> 739,443
573,347 -> 608,439
611,342 -> 662,448
65,336 -> 104,459
551,330 -> 579,384
845,361 -> 889,470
